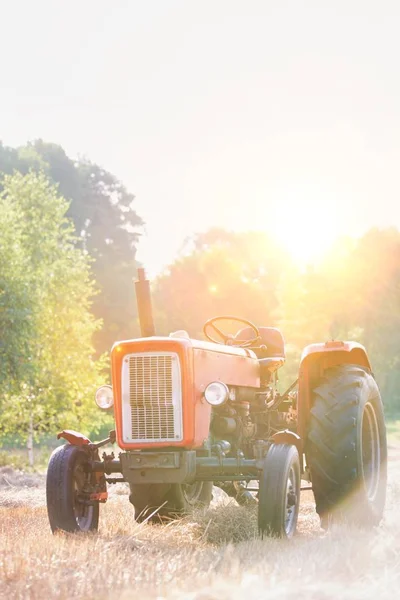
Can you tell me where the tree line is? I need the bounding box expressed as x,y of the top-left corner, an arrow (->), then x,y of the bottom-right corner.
1,140 -> 399,450
0,140 -> 143,445
152,228 -> 400,411
0,140 -> 143,355
0,171 -> 105,447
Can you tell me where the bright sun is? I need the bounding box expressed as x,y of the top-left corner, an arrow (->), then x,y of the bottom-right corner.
267,185 -> 340,266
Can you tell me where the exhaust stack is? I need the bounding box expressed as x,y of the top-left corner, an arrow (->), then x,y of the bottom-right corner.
135,268 -> 156,337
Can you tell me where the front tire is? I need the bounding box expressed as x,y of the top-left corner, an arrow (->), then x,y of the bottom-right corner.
129,481 -> 213,522
258,444 -> 301,539
306,364 -> 387,528
46,444 -> 100,533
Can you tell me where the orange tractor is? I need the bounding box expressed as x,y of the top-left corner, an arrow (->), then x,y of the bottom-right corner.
46,269 -> 387,538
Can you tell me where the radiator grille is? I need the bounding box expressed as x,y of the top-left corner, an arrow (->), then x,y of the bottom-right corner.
122,352 -> 183,443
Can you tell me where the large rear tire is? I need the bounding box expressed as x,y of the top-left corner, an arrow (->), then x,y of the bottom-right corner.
46,444 -> 100,533
129,481 -> 213,522
306,364 -> 387,528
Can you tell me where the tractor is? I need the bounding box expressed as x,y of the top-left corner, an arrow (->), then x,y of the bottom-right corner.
46,269 -> 387,538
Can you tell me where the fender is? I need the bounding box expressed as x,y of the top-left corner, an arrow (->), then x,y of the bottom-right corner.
271,430 -> 302,458
300,340 -> 371,371
57,429 -> 92,446
297,341 -> 371,442
56,430 -> 108,497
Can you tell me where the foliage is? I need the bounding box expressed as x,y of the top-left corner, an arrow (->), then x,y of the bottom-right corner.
1,140 -> 400,417
0,171 -> 106,439
153,227 -> 400,410
153,228 -> 290,338
0,140 -> 143,353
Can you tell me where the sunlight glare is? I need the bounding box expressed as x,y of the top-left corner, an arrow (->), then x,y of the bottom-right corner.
268,185 -> 339,266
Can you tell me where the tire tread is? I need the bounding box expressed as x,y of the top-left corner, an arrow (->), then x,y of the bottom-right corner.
306,364 -> 387,526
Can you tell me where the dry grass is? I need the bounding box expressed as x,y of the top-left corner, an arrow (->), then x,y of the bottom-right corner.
1,447 -> 400,599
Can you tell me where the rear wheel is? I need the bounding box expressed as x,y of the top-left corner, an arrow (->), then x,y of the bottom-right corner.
129,481 -> 213,522
258,444 -> 300,539
306,364 -> 387,528
46,444 -> 99,533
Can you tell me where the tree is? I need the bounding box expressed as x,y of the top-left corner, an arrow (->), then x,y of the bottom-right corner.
152,226 -> 400,410
152,228 -> 291,338
336,229 -> 400,411
0,171 -> 106,458
0,192 -> 34,392
277,229 -> 400,410
0,140 -> 143,353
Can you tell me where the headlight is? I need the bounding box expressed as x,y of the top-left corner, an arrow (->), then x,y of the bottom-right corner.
204,381 -> 229,406
95,385 -> 114,410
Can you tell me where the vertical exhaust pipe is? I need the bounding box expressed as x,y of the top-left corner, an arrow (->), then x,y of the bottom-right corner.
135,268 -> 156,337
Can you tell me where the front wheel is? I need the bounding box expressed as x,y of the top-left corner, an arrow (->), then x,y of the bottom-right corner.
129,481 -> 213,522
306,364 -> 387,528
46,444 -> 100,533
258,444 -> 300,539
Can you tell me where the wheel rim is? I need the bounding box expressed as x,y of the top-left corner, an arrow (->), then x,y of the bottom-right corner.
72,461 -> 94,531
361,402 -> 381,501
284,466 -> 298,536
182,482 -> 204,505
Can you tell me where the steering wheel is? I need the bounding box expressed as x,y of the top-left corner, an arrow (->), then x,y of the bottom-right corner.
203,316 -> 260,348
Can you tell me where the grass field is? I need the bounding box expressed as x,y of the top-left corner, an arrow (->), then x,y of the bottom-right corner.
1,435 -> 400,599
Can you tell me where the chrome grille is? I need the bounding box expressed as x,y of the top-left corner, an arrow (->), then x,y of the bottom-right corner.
121,352 -> 183,443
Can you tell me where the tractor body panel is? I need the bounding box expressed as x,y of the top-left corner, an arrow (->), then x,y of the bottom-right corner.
300,340 -> 371,371
57,429 -> 91,446
110,336 -> 260,450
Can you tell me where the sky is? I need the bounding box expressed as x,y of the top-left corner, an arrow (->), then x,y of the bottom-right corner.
2,0 -> 400,275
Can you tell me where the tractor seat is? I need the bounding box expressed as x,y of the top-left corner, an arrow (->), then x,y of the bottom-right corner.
235,326 -> 286,358
235,326 -> 286,376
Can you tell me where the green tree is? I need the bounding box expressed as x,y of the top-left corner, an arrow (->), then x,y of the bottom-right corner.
0,171 -> 106,453
337,229 -> 400,411
0,140 -> 143,353
0,194 -> 34,391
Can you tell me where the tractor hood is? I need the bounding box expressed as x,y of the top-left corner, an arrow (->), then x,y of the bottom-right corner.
110,335 -> 260,450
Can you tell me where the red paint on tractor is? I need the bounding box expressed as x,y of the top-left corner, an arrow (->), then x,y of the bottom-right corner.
300,340 -> 371,369
57,430 -> 91,446
111,336 -> 259,450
